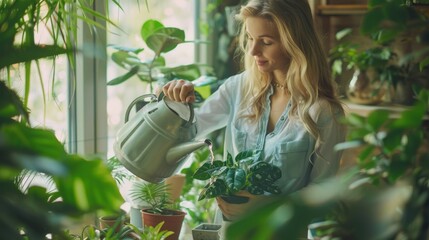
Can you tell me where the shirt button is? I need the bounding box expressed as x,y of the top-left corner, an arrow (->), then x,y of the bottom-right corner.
280,116 -> 285,121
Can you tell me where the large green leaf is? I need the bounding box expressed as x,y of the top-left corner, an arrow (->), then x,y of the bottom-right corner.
159,63 -> 202,80
1,124 -> 67,160
54,155 -> 124,213
140,19 -> 164,42
225,168 -> 246,193
145,27 -> 185,55
110,51 -> 141,68
193,160 -> 224,180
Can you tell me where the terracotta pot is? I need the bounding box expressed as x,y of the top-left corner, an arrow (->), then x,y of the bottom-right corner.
141,209 -> 186,240
98,214 -> 127,232
165,174 -> 186,202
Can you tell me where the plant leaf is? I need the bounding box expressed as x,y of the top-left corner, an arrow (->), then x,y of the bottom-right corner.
145,28 -> 185,55
193,160 -> 224,180
141,19 -> 164,42
225,168 -> 246,193
107,65 -> 139,85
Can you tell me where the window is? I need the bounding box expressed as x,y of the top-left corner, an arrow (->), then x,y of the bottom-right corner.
106,0 -> 196,157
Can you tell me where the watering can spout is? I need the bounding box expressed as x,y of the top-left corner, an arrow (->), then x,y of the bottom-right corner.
166,139 -> 212,164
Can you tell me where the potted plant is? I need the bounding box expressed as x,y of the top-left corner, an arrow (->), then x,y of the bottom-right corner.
192,149 -> 282,204
108,19 -> 211,94
192,223 -> 222,240
129,181 -> 186,240
329,28 -> 397,105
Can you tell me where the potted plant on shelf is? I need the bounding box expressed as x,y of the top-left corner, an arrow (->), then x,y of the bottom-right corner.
329,28 -> 397,105
193,149 -> 282,205
129,181 -> 186,240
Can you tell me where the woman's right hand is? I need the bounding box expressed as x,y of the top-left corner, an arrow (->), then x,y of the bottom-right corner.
162,79 -> 196,103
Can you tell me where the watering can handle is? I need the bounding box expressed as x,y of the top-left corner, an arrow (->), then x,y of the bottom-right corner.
158,92 -> 195,128
124,94 -> 158,122
124,93 -> 195,127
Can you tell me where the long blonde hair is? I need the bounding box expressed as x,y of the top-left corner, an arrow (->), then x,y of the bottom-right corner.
236,0 -> 343,148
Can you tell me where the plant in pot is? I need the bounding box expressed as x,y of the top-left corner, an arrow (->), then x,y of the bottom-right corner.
329,28 -> 397,105
129,181 -> 186,240
108,18 -> 213,108
193,149 -> 282,211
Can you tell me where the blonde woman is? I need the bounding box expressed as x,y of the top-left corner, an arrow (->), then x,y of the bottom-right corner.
163,0 -> 345,228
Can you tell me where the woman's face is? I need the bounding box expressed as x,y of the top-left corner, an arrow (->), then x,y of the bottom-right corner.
245,17 -> 289,75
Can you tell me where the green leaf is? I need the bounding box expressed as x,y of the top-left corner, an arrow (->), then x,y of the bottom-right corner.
236,149 -> 261,162
382,129 -> 403,153
225,168 -> 246,193
1,124 -> 67,160
145,27 -> 185,55
159,63 -> 202,80
199,179 -> 227,200
367,110 -> 389,131
247,185 -> 264,195
108,44 -> 144,54
226,152 -> 234,167
361,7 -> 384,36
141,19 -> 164,42
107,65 -> 139,85
55,155 -> 124,212
335,28 -> 352,41
392,102 -> 426,129
345,113 -> 366,128
110,51 -> 140,68
193,160 -> 224,180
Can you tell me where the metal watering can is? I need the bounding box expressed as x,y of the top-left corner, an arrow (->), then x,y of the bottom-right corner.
113,93 -> 210,183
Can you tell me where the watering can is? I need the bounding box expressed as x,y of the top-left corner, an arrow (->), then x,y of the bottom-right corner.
113,93 -> 210,183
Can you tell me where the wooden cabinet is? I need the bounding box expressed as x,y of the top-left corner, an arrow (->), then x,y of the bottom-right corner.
310,0 -> 368,54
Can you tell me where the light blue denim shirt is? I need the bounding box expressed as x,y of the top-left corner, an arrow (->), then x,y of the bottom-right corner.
195,71 -> 345,195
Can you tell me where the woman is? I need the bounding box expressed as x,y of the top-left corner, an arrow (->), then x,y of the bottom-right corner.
163,0 -> 345,224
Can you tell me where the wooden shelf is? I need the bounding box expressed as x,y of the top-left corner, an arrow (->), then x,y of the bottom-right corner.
343,99 -> 429,120
317,4 -> 368,16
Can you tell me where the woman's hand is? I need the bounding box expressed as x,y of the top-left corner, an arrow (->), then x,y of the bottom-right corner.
162,79 -> 195,103
216,191 -> 267,221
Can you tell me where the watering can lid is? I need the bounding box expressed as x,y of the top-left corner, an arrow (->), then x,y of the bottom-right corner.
164,97 -> 196,123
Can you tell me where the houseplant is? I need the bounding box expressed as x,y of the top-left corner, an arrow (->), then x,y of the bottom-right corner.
193,149 -> 282,203
329,28 -> 397,105
78,220 -> 173,240
108,19 -> 211,94
0,1 -> 126,239
129,181 -> 186,240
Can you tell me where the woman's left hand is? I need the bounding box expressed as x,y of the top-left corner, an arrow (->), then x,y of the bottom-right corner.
216,191 -> 267,221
